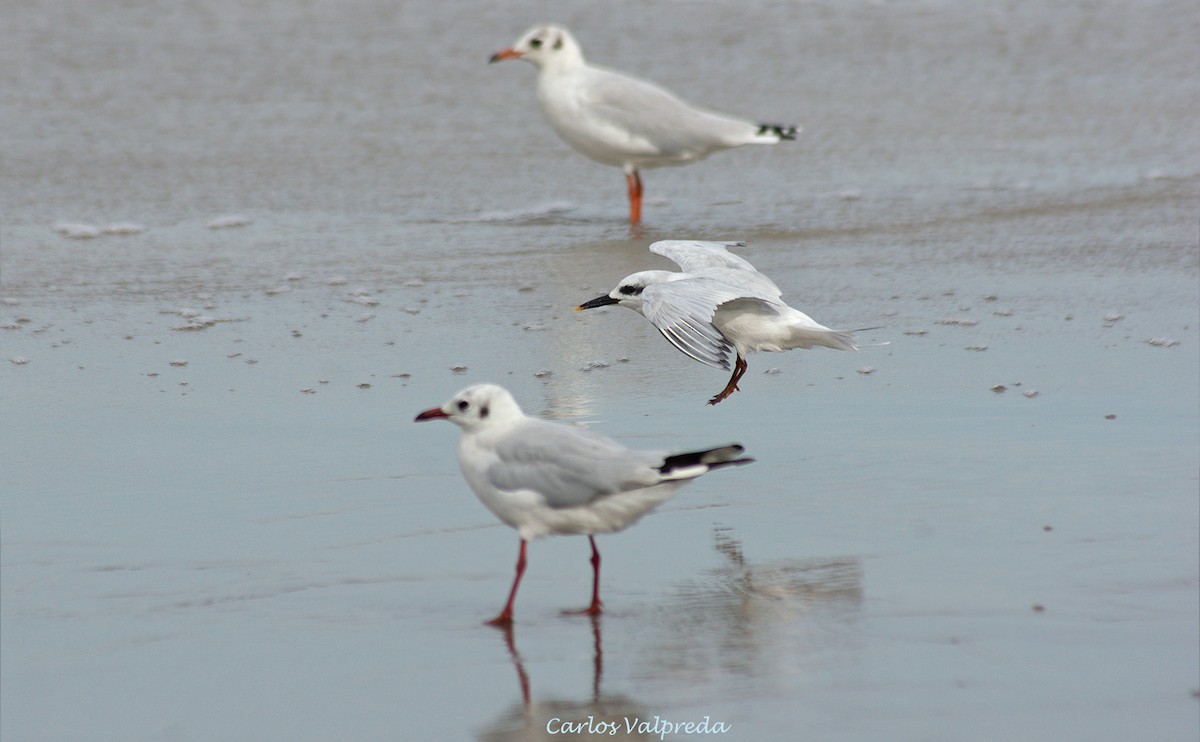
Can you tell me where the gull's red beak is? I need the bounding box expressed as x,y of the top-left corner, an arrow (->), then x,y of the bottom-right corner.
489,48 -> 522,64
415,407 -> 449,422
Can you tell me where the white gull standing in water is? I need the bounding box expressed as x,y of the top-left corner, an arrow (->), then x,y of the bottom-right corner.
414,383 -> 752,625
489,24 -> 798,224
576,240 -> 862,405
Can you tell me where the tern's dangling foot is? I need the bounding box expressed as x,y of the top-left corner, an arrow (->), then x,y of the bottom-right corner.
708,356 -> 748,405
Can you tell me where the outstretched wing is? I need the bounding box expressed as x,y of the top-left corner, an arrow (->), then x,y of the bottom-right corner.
639,278 -> 745,369
486,419 -> 661,509
650,240 -> 760,274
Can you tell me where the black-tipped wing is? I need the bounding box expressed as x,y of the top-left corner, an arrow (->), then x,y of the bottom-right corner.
583,69 -> 771,158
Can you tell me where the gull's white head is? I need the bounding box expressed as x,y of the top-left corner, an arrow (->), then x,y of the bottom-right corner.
414,383 -> 524,432
489,24 -> 584,70
575,270 -> 681,315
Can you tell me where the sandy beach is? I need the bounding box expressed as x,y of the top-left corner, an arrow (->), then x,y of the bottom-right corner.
2,1 -> 1198,740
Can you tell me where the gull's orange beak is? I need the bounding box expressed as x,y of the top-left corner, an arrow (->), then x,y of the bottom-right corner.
489,48 -> 523,64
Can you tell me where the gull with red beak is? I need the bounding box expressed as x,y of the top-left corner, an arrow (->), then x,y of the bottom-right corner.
414,383 -> 752,625
489,24 -> 798,224
576,240 -> 863,405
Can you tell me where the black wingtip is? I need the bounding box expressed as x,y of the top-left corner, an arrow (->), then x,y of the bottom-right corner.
757,123 -> 799,141
658,445 -> 753,475
709,456 -> 755,471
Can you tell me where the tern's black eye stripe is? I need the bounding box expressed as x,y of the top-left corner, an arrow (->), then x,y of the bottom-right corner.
619,285 -> 642,295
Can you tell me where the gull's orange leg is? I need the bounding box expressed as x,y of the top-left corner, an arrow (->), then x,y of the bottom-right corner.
625,170 -> 643,224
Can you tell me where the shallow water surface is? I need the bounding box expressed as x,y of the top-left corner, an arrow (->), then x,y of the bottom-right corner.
2,1 -> 1198,740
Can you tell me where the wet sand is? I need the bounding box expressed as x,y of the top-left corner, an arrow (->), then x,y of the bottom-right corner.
2,1 -> 1198,740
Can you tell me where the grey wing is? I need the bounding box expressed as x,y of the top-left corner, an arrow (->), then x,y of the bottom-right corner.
640,278 -> 741,370
653,241 -> 785,305
584,69 -> 757,155
486,420 -> 661,509
650,240 -> 761,274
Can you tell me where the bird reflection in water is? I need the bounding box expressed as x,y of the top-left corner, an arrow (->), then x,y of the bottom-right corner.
477,617 -> 656,742
635,526 -> 864,686
476,528 -> 862,738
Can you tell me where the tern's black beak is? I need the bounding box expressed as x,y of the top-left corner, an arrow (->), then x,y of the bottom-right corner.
575,295 -> 620,311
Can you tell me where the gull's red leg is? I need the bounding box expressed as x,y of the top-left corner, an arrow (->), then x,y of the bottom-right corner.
625,170 -> 643,224
708,355 -> 748,405
486,539 -> 528,626
562,535 -> 603,616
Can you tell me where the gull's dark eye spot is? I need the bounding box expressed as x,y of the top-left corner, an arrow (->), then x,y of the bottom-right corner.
619,284 -> 642,296
529,37 -> 543,49
553,33 -> 563,50
480,405 -> 489,419
457,399 -> 469,411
